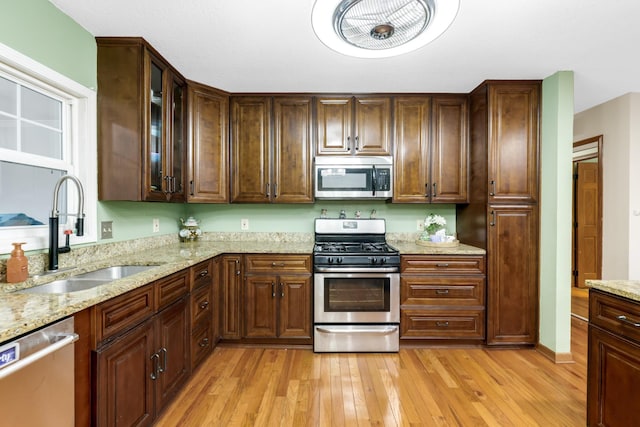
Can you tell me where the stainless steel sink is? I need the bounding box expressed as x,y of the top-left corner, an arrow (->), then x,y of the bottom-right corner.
18,265 -> 157,294
72,265 -> 156,280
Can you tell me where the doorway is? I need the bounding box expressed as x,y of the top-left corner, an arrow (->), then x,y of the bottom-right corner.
571,136 -> 603,319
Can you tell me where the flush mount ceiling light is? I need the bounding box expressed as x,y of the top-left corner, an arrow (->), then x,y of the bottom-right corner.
311,0 -> 460,58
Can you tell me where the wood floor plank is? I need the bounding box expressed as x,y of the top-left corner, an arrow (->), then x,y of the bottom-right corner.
156,322 -> 587,426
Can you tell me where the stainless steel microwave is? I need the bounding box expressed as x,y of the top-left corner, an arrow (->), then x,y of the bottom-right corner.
314,156 -> 393,199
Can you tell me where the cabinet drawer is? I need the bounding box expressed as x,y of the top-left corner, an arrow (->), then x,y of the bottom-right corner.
191,322 -> 213,370
192,259 -> 213,290
401,255 -> 485,275
401,277 -> 485,306
244,255 -> 311,273
156,269 -> 190,310
590,290 -> 640,343
94,285 -> 155,346
400,309 -> 485,339
191,282 -> 213,326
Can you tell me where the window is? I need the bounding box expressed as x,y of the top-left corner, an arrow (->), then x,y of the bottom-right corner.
0,42 -> 96,254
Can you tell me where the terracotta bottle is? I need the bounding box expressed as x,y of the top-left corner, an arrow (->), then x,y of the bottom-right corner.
6,242 -> 28,283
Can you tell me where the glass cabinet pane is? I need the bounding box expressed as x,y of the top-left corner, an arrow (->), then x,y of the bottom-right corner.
149,61 -> 163,192
171,79 -> 184,194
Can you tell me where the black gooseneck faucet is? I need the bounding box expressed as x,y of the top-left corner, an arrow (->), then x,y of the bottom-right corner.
48,175 -> 85,271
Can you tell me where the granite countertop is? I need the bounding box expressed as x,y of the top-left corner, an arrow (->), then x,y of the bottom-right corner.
585,279 -> 640,302
0,237 -> 485,344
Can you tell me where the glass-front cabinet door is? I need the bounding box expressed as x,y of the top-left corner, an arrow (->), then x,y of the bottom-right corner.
169,75 -> 186,201
149,60 -> 164,198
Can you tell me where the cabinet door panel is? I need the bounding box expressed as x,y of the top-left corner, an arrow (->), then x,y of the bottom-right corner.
354,97 -> 392,155
221,256 -> 242,339
488,84 -> 539,203
188,84 -> 229,203
95,319 -> 155,427
230,97 -> 271,202
588,325 -> 640,427
155,297 -> 189,411
316,97 -> 352,155
486,205 -> 538,345
431,95 -> 468,203
168,75 -> 187,202
273,97 -> 314,203
393,96 -> 431,202
279,275 -> 312,339
244,275 -> 278,338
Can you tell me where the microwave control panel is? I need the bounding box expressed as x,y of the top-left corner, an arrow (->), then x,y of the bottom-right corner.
375,168 -> 391,191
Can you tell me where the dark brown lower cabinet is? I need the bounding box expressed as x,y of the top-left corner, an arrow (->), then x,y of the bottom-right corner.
588,289 -> 640,426
94,296 -> 189,426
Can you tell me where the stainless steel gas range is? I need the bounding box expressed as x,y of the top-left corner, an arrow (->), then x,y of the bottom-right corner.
313,218 -> 400,352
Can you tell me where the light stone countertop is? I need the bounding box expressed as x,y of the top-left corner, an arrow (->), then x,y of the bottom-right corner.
0,236 -> 485,344
585,279 -> 640,302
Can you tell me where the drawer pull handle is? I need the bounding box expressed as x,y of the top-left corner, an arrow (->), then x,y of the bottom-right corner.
436,263 -> 449,268
435,289 -> 450,295
199,270 -> 208,277
271,262 -> 286,267
617,315 -> 640,327
200,300 -> 209,310
199,337 -> 210,348
436,321 -> 450,327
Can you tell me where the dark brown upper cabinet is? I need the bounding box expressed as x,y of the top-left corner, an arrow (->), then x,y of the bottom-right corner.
230,96 -> 313,203
187,81 -> 229,203
316,96 -> 392,156
97,37 -> 187,202
393,95 -> 468,203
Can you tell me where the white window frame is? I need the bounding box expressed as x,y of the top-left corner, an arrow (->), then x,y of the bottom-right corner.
0,42 -> 97,254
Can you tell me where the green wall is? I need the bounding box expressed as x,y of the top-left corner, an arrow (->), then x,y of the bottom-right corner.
99,201 -> 456,241
539,71 -> 574,354
0,0 -> 96,89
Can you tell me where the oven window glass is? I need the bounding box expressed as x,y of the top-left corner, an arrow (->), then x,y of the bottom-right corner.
318,168 -> 371,191
324,276 -> 390,312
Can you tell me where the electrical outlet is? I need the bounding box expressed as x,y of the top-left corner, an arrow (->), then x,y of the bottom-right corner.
153,218 -> 160,233
240,218 -> 249,230
417,219 -> 425,231
101,221 -> 113,239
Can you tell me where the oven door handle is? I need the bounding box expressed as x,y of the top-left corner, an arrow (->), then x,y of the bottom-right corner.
314,266 -> 399,273
316,326 -> 398,335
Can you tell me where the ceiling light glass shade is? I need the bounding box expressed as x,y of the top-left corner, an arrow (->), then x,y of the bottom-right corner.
312,0 -> 460,58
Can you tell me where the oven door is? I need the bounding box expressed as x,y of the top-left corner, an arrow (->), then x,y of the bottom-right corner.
314,271 -> 399,324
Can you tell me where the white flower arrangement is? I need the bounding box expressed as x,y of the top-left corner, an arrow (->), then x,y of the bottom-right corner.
424,213 -> 446,235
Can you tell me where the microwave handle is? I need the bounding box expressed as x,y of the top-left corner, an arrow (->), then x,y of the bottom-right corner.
371,165 -> 377,196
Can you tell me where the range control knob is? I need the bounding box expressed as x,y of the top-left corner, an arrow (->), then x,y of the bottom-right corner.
337,257 -> 343,264
380,257 -> 387,265
328,257 -> 334,264
369,257 -> 378,265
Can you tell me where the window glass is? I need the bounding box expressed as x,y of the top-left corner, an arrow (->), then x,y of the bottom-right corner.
21,122 -> 63,158
0,115 -> 17,150
0,76 -> 16,114
0,161 -> 65,227
21,85 -> 61,127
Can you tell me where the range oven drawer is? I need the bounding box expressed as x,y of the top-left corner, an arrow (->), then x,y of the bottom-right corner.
314,324 -> 399,352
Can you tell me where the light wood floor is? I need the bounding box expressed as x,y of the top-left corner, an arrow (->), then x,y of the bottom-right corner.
156,319 -> 588,426
571,287 -> 589,320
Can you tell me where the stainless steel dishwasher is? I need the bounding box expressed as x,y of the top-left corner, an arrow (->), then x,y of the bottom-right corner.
0,317 -> 79,427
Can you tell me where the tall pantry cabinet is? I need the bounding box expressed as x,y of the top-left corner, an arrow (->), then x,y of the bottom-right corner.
457,81 -> 541,346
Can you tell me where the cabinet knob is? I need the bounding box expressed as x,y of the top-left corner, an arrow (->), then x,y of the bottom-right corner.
271,262 -> 286,267
436,263 -> 449,268
435,289 -> 450,295
199,337 -> 210,348
199,270 -> 208,277
436,321 -> 450,328
200,300 -> 209,310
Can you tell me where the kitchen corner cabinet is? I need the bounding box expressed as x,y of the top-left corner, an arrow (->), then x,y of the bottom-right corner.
316,96 -> 392,156
96,37 -> 187,202
393,95 -> 469,203
588,290 -> 640,427
400,255 -> 485,342
243,255 -> 312,343
230,96 -> 313,203
93,269 -> 190,426
187,81 -> 229,203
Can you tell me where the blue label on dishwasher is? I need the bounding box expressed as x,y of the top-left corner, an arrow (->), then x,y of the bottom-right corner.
0,342 -> 19,368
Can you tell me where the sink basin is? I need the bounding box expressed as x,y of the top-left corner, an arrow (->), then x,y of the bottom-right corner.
73,265 -> 156,280
18,278 -> 114,294
18,265 -> 157,294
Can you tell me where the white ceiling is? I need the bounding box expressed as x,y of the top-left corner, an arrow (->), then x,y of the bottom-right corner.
50,0 -> 640,113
